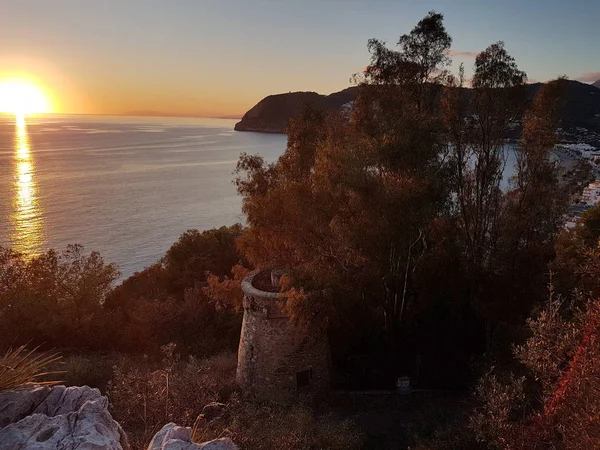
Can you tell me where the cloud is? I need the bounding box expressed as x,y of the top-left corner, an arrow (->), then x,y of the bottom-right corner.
447,50 -> 478,58
576,72 -> 600,83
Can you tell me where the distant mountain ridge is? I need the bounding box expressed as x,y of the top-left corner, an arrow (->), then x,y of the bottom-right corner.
593,79 -> 600,89
235,80 -> 600,135
123,110 -> 242,119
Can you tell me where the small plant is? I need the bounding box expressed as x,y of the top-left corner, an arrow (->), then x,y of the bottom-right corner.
0,345 -> 63,392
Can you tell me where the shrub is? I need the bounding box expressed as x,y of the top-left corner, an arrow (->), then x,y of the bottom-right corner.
108,345 -> 363,450
108,346 -> 238,448
0,245 -> 119,350
469,294 -> 600,449
55,353 -> 121,392
195,395 -> 364,450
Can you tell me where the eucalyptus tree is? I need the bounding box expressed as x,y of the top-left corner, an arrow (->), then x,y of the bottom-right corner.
236,12 -> 454,339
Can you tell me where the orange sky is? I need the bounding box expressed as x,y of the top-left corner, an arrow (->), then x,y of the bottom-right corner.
1,1 -> 598,118
0,55 -> 277,117
0,52 -> 351,118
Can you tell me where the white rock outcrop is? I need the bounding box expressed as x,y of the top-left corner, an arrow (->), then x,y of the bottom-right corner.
147,423 -> 237,450
0,385 -> 238,450
0,385 -> 129,450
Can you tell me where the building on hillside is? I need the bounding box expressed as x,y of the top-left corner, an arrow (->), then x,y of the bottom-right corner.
565,204 -> 592,229
236,269 -> 330,401
583,151 -> 600,160
564,180 -> 600,229
580,180 -> 600,205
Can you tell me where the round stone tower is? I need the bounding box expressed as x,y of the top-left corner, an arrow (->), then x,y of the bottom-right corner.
236,269 -> 330,401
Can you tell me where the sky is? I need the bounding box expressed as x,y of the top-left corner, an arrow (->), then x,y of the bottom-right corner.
1,0 -> 599,117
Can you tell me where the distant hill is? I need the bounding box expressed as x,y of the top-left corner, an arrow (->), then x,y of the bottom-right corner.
593,79 -> 600,89
524,80 -> 600,132
123,110 -> 242,120
234,88 -> 358,133
235,81 -> 600,135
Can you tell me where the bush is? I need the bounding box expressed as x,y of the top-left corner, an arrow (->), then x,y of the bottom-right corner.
0,225 -> 246,356
468,293 -> 600,449
108,345 -> 363,450
196,395 -> 364,450
54,353 -> 122,392
108,346 -> 238,448
0,245 -> 119,350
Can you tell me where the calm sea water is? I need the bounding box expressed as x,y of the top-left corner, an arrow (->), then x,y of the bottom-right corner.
0,114 -> 286,278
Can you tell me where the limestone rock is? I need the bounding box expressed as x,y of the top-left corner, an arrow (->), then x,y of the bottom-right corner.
0,386 -> 51,427
148,423 -> 237,450
33,384 -> 106,417
0,385 -> 128,450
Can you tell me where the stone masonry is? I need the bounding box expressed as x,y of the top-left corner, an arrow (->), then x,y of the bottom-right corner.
236,269 -> 330,401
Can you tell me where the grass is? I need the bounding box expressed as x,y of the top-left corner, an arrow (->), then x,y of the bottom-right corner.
0,345 -> 63,392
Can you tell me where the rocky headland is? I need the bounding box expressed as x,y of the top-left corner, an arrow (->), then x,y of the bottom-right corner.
234,80 -> 600,140
234,87 -> 358,133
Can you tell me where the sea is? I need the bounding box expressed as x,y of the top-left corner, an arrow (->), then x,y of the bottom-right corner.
0,114 -> 286,278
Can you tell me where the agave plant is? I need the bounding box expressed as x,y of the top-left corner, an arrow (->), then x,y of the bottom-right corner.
0,345 -> 63,392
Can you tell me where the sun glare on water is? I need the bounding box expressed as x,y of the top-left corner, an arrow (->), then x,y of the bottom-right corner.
0,77 -> 51,255
0,79 -> 52,118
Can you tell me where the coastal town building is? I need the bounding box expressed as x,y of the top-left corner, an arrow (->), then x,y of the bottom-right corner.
565,179 -> 600,228
581,180 -> 600,205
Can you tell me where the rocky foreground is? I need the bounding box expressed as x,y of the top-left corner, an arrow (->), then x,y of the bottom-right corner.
0,385 -> 237,450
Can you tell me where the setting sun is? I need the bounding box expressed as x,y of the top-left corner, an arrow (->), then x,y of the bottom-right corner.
0,79 -> 52,116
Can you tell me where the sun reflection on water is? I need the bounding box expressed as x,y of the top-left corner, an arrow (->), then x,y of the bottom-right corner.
11,114 -> 45,255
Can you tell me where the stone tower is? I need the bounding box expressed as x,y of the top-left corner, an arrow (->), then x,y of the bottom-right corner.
236,269 -> 330,401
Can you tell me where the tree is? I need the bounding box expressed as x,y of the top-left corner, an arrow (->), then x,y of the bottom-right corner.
235,13 -> 454,382
0,245 -> 119,348
362,11 -> 452,112
163,224 -> 245,294
552,203 -> 600,299
443,47 -> 568,348
497,78 -> 568,320
444,42 -> 527,301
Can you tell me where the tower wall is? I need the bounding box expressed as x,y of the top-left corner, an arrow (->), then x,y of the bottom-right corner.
236,269 -> 330,401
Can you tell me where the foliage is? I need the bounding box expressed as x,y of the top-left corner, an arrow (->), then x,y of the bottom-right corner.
469,293 -> 600,449
196,396 -> 364,450
234,12 -> 567,385
0,224 -> 245,356
55,352 -> 120,392
163,224 -> 245,294
108,346 -> 238,448
470,372 -> 529,449
0,345 -> 62,392
552,204 -> 600,298
109,346 -> 362,450
0,244 -> 120,349
203,264 -> 249,312
236,12 -> 452,340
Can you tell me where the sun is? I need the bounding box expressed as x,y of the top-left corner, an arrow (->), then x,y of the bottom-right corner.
0,78 -> 52,117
